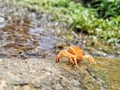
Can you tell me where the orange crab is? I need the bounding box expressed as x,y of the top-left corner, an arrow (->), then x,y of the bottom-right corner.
56,46 -> 97,68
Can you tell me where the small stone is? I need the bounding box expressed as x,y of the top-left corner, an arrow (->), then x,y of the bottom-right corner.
0,79 -> 7,90
0,59 -> 2,62
0,17 -> 6,28
55,84 -> 63,90
72,80 -> 80,86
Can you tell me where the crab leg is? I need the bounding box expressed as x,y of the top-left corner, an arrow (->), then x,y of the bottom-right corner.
73,57 -> 79,68
83,55 -> 97,65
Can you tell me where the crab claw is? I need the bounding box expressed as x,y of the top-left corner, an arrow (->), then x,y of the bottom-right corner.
55,50 -> 76,65
56,50 -> 67,63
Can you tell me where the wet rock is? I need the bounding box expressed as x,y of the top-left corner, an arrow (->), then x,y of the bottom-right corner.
91,51 -> 108,57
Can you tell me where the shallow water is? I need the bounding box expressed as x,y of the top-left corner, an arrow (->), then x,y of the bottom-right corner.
0,0 -> 119,59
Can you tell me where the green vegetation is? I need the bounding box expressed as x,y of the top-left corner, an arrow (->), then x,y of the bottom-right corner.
90,0 -> 120,19
8,0 -> 120,44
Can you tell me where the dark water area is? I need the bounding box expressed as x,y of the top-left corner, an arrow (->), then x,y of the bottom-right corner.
0,1 -> 72,59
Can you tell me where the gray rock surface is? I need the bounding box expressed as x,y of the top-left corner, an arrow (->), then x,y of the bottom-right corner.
0,58 -> 104,90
